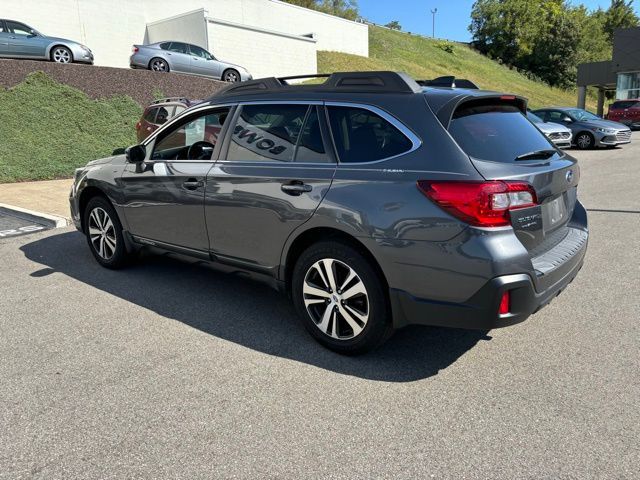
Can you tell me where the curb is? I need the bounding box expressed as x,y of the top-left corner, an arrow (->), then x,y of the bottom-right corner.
0,203 -> 68,229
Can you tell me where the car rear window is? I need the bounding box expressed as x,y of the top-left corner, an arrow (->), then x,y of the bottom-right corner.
143,107 -> 158,123
448,101 -> 556,163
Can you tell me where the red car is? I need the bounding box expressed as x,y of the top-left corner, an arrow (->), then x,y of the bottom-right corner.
606,99 -> 640,129
135,97 -> 201,142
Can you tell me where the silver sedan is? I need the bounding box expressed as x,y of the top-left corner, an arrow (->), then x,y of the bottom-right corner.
130,41 -> 252,82
0,19 -> 93,64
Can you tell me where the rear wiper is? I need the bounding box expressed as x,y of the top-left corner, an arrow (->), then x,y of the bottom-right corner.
514,149 -> 558,161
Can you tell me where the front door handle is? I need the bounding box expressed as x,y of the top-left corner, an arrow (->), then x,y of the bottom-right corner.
281,181 -> 312,196
183,178 -> 204,190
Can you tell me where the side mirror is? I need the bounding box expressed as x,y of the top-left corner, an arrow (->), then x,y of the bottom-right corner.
125,144 -> 146,163
28,29 -> 38,37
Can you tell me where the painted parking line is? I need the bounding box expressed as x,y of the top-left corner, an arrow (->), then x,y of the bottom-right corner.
0,212 -> 50,239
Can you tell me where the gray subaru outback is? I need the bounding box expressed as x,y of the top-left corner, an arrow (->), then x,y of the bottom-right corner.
70,72 -> 588,355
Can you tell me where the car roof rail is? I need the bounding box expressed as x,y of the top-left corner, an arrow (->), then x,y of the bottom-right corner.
211,71 -> 423,98
417,76 -> 479,89
150,97 -> 190,105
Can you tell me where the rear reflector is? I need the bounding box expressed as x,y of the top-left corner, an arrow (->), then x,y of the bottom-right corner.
499,291 -> 510,315
417,181 -> 537,227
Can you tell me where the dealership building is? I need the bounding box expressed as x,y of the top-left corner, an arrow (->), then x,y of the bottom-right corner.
2,0 -> 369,78
577,27 -> 640,115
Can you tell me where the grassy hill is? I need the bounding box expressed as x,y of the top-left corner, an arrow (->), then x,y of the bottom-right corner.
0,72 -> 140,183
319,26 -> 596,111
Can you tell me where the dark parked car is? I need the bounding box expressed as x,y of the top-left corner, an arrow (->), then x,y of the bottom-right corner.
0,19 -> 93,64
533,107 -> 631,149
129,41 -> 251,82
70,72 -> 588,354
136,97 -> 202,142
606,99 -> 640,129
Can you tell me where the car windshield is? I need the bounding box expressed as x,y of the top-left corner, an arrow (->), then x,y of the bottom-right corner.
527,111 -> 543,123
448,101 -> 557,163
565,109 -> 600,121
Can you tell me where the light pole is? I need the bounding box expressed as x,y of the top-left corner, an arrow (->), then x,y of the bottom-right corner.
430,8 -> 437,38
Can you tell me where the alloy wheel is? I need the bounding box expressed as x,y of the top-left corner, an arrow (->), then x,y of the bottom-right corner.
88,207 -> 117,260
302,258 -> 369,340
52,47 -> 71,63
224,71 -> 239,82
151,59 -> 168,72
577,134 -> 592,149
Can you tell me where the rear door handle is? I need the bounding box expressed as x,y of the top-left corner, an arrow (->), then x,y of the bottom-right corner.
281,181 -> 312,196
183,178 -> 204,190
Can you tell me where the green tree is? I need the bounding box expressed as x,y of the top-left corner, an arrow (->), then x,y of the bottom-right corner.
385,20 -> 402,30
603,0 -> 640,42
282,0 -> 359,20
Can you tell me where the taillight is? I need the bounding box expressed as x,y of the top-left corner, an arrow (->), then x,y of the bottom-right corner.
135,121 -> 141,130
132,46 -> 139,53
417,181 -> 537,227
499,291 -> 511,315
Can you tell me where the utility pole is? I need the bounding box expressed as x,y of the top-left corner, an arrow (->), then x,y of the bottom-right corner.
430,8 -> 437,38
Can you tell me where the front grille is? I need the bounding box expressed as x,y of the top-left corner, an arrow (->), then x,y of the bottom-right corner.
548,132 -> 571,140
616,130 -> 632,142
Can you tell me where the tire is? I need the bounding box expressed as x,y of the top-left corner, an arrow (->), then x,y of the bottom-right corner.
83,196 -> 130,269
149,57 -> 169,72
222,69 -> 240,83
291,241 -> 393,355
575,132 -> 594,150
51,46 -> 73,64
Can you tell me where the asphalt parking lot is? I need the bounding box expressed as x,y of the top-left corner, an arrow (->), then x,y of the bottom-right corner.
1,135 -> 639,478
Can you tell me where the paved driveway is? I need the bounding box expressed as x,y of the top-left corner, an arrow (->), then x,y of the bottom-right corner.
1,136 -> 638,478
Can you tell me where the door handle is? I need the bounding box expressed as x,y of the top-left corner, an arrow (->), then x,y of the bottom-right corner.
182,179 -> 204,190
281,181 -> 312,196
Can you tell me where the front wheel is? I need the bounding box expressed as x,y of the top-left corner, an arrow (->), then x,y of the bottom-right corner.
575,132 -> 594,150
222,69 -> 240,83
51,46 -> 72,64
83,197 -> 130,269
291,241 -> 393,355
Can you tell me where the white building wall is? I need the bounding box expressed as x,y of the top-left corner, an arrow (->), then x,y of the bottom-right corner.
207,19 -> 317,79
1,0 -> 368,69
145,9 -> 208,49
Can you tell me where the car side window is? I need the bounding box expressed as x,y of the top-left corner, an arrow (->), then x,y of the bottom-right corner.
167,42 -> 188,54
327,106 -> 413,163
159,42 -> 171,50
0,21 -> 6,33
547,111 -> 566,122
152,107 -> 230,161
189,45 -> 213,60
294,106 -> 329,163
226,104 -> 309,162
143,107 -> 158,123
6,21 -> 32,36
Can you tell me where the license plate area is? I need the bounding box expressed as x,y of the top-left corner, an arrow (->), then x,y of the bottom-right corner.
542,195 -> 568,232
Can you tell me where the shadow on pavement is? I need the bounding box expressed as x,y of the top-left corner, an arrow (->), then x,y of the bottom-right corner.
21,231 -> 490,383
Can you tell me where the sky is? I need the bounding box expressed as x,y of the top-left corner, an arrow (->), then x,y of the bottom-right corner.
358,0 -> 640,42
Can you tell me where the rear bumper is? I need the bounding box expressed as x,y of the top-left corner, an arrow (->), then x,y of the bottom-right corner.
390,228 -> 588,331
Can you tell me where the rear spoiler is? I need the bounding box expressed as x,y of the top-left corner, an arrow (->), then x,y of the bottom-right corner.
417,76 -> 479,89
431,94 -> 528,128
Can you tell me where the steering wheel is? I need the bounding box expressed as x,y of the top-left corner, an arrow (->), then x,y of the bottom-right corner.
186,141 -> 215,160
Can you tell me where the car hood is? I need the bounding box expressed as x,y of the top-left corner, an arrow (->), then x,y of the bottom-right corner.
536,122 -> 571,134
86,154 -> 125,167
44,36 -> 85,48
576,119 -> 629,130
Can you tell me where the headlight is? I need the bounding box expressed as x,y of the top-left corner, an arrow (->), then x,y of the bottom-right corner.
80,45 -> 91,53
595,127 -> 616,134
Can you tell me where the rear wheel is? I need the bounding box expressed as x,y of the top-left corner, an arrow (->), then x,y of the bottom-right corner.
222,69 -> 240,83
83,197 -> 130,269
291,241 -> 393,355
575,132 -> 594,149
51,46 -> 72,64
149,57 -> 169,72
